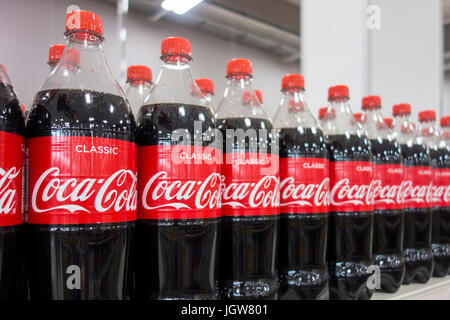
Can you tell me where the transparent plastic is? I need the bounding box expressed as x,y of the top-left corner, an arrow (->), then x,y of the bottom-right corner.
41,34 -> 125,98
323,98 -> 361,137
361,108 -> 387,140
202,91 -> 216,113
418,118 -> 438,149
273,89 -> 318,129
393,113 -> 416,145
126,79 -> 152,114
142,56 -> 204,107
215,75 -> 270,121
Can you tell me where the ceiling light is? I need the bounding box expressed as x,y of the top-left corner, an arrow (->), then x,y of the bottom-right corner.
161,0 -> 204,15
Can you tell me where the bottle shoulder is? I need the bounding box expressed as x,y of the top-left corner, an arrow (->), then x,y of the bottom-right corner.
0,84 -> 25,136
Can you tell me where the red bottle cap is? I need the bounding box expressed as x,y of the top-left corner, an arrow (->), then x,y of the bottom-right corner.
195,78 -> 214,94
384,118 -> 394,128
227,59 -> 252,77
48,45 -> 65,64
441,116 -> 450,127
161,37 -> 192,58
66,10 -> 103,36
418,110 -> 436,122
0,64 -> 6,72
392,103 -> 411,116
318,107 -> 328,120
328,85 -> 349,100
255,90 -> 263,103
127,65 -> 152,83
362,95 -> 381,110
21,104 -> 25,113
354,113 -> 363,122
282,74 -> 304,90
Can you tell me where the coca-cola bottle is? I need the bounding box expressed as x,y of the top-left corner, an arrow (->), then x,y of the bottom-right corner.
26,10 -> 137,300
392,104 -> 433,284
136,37 -> 221,300
418,111 -> 450,277
323,85 -> 374,300
0,65 -> 26,299
437,116 -> 450,276
125,65 -> 152,115
216,58 -> 279,300
361,96 -> 404,293
273,74 -> 329,300
195,78 -> 216,112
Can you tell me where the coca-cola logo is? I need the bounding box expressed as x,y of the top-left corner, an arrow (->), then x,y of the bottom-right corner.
431,184 -> 450,203
372,179 -> 402,205
401,180 -> 432,204
0,167 -> 20,214
31,167 -> 137,213
330,178 -> 374,207
221,175 -> 280,209
141,171 -> 221,210
280,177 -> 329,207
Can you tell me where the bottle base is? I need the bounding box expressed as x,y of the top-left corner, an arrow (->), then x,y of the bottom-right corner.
329,277 -> 374,300
219,279 -> 279,300
373,254 -> 405,293
432,243 -> 450,277
279,269 -> 329,300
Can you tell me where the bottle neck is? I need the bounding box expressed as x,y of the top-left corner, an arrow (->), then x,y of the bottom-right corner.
418,119 -> 438,147
273,89 -> 318,129
127,80 -> 152,88
216,74 -> 270,121
362,107 -> 387,139
41,31 -> 124,98
327,97 -> 359,136
144,56 -> 204,106
393,114 -> 415,144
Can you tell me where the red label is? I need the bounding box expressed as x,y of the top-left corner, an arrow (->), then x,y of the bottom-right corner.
27,136 -> 137,224
138,145 -> 221,219
279,157 -> 329,214
221,152 -> 280,216
372,164 -> 403,210
402,166 -> 432,209
329,161 -> 374,212
0,131 -> 24,226
431,168 -> 450,207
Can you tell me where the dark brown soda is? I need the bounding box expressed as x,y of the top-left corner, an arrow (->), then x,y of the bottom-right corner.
26,89 -> 136,300
401,143 -> 433,284
136,103 -> 220,300
278,127 -> 329,300
370,138 -> 405,292
326,133 -> 374,300
217,117 -> 279,300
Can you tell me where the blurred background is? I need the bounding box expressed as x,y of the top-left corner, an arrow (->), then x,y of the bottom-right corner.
0,0 -> 448,119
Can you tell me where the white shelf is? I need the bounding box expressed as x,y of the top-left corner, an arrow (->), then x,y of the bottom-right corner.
372,276 -> 450,300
